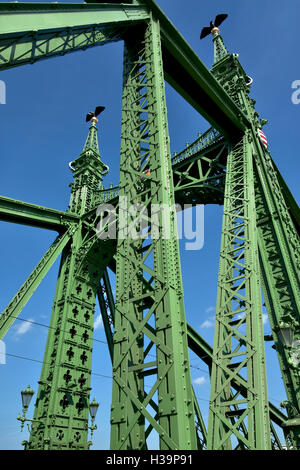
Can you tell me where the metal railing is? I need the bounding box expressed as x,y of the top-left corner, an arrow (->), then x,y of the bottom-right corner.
171,127 -> 223,166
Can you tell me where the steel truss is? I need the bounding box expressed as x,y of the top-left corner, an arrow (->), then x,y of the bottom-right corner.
0,0 -> 299,451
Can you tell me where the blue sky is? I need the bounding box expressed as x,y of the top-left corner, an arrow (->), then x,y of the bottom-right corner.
0,0 -> 299,450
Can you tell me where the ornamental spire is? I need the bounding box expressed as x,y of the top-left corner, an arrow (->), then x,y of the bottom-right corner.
77,105 -> 109,178
82,117 -> 100,155
212,31 -> 229,64
68,106 -> 109,214
82,105 -> 105,157
200,13 -> 229,64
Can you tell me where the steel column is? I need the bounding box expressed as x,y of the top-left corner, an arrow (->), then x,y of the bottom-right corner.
110,18 -> 197,450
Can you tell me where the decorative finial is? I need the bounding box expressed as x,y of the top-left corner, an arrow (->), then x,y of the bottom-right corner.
200,14 -> 228,39
86,106 -> 105,124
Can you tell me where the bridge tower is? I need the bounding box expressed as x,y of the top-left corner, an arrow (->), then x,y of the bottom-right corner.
0,1 -> 299,450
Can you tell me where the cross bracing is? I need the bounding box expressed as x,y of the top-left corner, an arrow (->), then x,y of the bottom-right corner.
0,0 -> 299,451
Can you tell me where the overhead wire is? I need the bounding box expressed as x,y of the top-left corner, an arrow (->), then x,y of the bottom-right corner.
9,315 -> 211,374
1,352 -> 285,407
0,350 -> 113,380
7,314 -> 108,344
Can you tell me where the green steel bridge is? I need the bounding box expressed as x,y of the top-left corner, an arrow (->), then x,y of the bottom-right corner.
0,0 -> 299,450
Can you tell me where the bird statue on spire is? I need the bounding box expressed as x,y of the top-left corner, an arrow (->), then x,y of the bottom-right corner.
86,106 -> 105,123
200,14 -> 228,39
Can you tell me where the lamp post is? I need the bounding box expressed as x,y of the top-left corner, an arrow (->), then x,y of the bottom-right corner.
87,398 -> 99,448
277,314 -> 300,369
277,320 -> 295,349
88,398 -> 99,442
17,385 -> 43,450
277,315 -> 300,448
17,386 -> 35,432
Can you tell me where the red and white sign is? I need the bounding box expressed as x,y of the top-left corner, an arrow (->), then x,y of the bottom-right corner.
258,129 -> 268,148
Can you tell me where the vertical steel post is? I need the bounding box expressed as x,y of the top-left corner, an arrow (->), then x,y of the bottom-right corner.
207,133 -> 271,450
110,18 -> 197,450
27,121 -> 109,449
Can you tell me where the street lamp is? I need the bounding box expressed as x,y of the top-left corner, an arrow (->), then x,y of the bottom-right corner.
277,320 -> 295,348
21,385 -> 34,410
276,314 -> 300,369
17,385 -> 42,444
277,315 -> 300,446
89,398 -> 99,421
17,386 -> 35,432
88,398 -> 99,445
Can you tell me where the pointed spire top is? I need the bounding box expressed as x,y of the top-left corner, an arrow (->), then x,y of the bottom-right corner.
200,14 -> 229,64
82,118 -> 100,154
212,32 -> 229,64
77,106 -> 109,178
82,105 -> 105,156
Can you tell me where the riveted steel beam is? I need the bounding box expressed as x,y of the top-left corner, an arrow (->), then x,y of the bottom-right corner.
0,1 -> 250,139
87,0 -> 250,138
0,195 -> 79,232
187,323 -> 288,430
0,2 -> 149,70
0,225 -> 76,341
138,0 -> 250,138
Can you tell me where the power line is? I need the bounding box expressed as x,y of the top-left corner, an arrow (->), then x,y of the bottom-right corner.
11,316 -> 213,369
0,352 -> 286,408
9,314 -> 108,345
195,396 -> 210,403
9,317 -> 217,377
190,364 -> 210,374
0,351 -> 112,380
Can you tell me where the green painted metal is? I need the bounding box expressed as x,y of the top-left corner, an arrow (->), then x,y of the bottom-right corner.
69,119 -> 109,215
273,162 -> 300,236
252,136 -> 300,448
135,0 -> 250,137
110,18 -> 197,450
207,29 -> 300,450
0,1 -> 250,138
0,1 -> 147,33
96,263 -> 209,448
187,323 -> 288,431
192,386 -> 207,449
0,2 -> 149,71
172,136 -> 227,207
97,268 -> 115,362
25,120 -> 112,450
0,226 -> 76,342
0,195 -> 79,231
0,0 -> 298,452
206,31 -> 272,450
207,134 -> 271,450
98,258 -> 287,447
27,230 -> 96,449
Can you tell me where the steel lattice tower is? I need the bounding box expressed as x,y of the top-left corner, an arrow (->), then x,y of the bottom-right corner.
0,0 -> 299,451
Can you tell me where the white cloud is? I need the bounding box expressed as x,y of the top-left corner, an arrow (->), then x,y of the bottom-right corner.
262,313 -> 269,325
193,376 -> 206,386
200,307 -> 216,329
15,319 -> 33,336
200,317 -> 215,329
205,306 -> 215,314
94,314 -> 103,330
